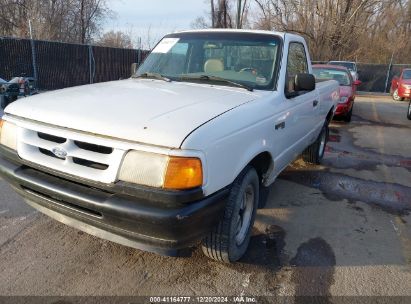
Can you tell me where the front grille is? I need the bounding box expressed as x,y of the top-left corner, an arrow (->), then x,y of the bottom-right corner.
72,157 -> 109,170
17,126 -> 126,183
38,132 -> 66,144
74,140 -> 113,154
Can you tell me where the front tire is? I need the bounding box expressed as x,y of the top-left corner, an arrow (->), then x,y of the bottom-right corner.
393,89 -> 404,101
302,124 -> 328,164
407,101 -> 411,120
201,166 -> 259,263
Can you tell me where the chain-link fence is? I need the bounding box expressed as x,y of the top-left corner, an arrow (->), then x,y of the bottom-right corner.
313,60 -> 411,93
0,36 -> 149,90
357,63 -> 411,93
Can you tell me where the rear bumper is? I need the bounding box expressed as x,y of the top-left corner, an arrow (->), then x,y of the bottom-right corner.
0,147 -> 229,256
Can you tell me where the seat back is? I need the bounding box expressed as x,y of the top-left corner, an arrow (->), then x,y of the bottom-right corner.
204,59 -> 224,73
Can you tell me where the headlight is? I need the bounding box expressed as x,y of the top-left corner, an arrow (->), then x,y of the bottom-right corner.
0,119 -> 17,150
118,150 -> 203,190
338,97 -> 349,104
402,84 -> 411,89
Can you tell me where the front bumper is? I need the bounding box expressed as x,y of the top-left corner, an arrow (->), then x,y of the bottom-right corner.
398,86 -> 411,98
334,100 -> 353,116
0,146 -> 229,256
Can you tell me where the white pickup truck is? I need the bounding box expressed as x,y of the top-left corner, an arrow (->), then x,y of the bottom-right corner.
0,30 -> 338,263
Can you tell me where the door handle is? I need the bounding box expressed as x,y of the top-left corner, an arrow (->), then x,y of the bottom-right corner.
313,100 -> 319,107
275,121 -> 285,130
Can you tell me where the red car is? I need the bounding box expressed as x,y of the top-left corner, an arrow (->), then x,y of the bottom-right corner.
391,69 -> 411,101
313,64 -> 361,122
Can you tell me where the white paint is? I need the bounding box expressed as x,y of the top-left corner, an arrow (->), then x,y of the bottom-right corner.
0,209 -> 9,215
5,80 -> 259,150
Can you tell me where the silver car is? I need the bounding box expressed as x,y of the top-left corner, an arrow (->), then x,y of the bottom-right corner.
328,61 -> 359,81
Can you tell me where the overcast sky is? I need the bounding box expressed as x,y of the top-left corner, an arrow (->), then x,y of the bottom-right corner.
105,0 -> 209,47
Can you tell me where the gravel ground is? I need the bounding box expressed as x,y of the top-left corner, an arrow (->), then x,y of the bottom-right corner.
0,96 -> 410,303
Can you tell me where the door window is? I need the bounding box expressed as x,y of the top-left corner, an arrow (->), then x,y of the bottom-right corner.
285,42 -> 308,96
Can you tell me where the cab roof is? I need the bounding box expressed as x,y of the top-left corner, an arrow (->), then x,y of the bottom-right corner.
313,64 -> 350,72
172,29 -> 287,39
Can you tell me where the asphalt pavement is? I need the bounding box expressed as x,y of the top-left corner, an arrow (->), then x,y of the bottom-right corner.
0,96 -> 410,300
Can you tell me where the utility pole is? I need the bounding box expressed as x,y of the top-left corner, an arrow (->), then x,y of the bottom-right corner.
384,52 -> 394,93
28,20 -> 38,82
237,0 -> 242,29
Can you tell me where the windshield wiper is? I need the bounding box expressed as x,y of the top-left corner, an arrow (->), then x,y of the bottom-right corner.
133,72 -> 171,82
179,75 -> 254,92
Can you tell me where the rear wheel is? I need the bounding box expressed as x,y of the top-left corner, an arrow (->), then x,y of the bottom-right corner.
393,89 -> 404,101
407,101 -> 411,120
344,105 -> 353,122
201,166 -> 259,263
302,124 -> 328,164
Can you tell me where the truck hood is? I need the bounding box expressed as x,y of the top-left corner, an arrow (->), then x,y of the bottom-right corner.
5,79 -> 261,148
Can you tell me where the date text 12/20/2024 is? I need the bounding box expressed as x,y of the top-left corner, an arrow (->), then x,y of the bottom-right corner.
148,296 -> 258,303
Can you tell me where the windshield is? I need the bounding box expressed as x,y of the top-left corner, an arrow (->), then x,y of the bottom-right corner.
328,61 -> 355,71
136,32 -> 282,91
403,70 -> 411,79
313,67 -> 352,86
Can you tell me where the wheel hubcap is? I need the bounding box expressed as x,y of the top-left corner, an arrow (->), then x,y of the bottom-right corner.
235,184 -> 254,246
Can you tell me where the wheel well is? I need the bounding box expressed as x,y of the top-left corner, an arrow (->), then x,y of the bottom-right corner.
326,107 -> 334,125
248,152 -> 272,182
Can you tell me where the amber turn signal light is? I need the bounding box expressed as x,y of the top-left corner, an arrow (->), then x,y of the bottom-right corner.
163,157 -> 203,190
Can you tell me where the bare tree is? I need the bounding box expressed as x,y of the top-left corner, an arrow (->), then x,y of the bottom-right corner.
211,0 -> 216,27
253,0 -> 411,63
0,0 -> 112,44
193,0 -> 250,29
96,30 -> 133,48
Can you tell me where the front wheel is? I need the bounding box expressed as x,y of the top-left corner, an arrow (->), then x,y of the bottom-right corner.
407,101 -> 411,120
201,166 -> 259,263
302,124 -> 328,164
393,89 -> 404,101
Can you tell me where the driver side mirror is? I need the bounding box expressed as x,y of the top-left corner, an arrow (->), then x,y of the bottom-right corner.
295,73 -> 315,91
353,80 -> 362,86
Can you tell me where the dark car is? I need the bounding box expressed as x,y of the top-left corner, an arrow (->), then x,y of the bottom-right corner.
0,76 -> 38,108
313,64 -> 361,122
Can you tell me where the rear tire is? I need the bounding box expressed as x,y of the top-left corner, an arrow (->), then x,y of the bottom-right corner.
201,166 -> 259,263
344,106 -> 353,122
302,124 -> 328,164
407,101 -> 411,120
393,89 -> 404,101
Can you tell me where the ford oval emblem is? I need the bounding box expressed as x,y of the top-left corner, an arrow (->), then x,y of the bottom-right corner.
51,147 -> 67,159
